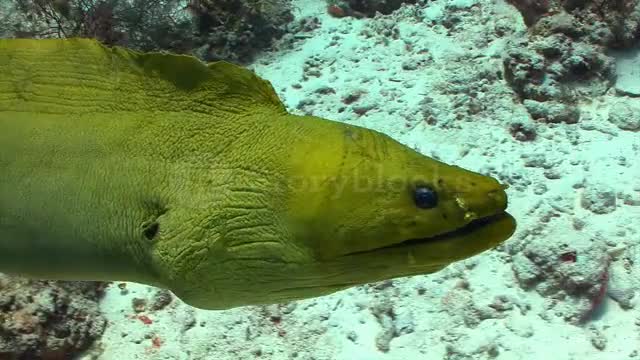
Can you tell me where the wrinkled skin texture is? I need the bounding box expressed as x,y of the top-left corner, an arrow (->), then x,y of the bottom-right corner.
0,39 -> 516,310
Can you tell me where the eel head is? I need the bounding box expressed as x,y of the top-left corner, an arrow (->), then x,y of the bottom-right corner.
170,118 -> 516,309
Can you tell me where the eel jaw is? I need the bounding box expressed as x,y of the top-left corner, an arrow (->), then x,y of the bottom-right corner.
350,211 -> 517,271
305,212 -> 516,300
384,212 -> 513,251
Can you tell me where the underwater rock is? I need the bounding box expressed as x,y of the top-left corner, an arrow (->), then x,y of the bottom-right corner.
440,280 -> 509,329
504,0 -> 551,26
607,98 -> 640,131
359,14 -> 401,42
606,255 -> 637,310
588,326 -> 607,350
326,0 -> 418,18
581,182 -> 618,214
511,234 -> 611,324
131,297 -> 147,313
613,48 -> 640,97
607,285 -> 636,310
508,120 -> 538,141
151,289 -> 174,311
503,0 -> 637,115
503,34 -> 615,104
0,275 -> 106,359
189,0 -> 295,62
370,299 -> 397,352
442,330 -> 501,359
367,293 -> 415,352
507,0 -> 640,47
523,99 -> 580,123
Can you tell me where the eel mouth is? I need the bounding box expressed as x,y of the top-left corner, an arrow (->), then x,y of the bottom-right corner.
381,212 -> 512,251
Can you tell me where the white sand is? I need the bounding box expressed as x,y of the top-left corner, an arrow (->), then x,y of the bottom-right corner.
82,0 -> 640,358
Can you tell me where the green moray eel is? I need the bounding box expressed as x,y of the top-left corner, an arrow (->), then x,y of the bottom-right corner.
0,38 -> 516,310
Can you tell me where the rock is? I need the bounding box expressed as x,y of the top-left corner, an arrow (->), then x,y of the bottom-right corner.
0,275 -> 106,359
368,297 -> 415,353
151,289 -> 173,311
509,120 -> 538,141
581,182 -> 617,214
589,326 -> 607,350
503,0 -> 635,113
523,100 -> 580,124
614,48 -> 640,97
339,0 -> 418,17
504,36 -> 614,103
608,288 -> 636,309
511,233 -> 611,323
608,98 -> 640,131
607,262 -> 637,310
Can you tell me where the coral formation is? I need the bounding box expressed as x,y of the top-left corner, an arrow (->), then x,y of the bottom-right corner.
326,0 -> 418,18
0,275 -> 106,360
187,0 -> 294,61
0,0 -> 294,62
503,0 -> 640,120
510,235 -> 611,324
506,0 -> 640,46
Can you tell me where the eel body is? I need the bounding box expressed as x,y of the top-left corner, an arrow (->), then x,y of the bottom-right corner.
0,39 -> 516,309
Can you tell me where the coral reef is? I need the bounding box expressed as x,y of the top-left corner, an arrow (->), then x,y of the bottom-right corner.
510,234 -> 611,324
0,275 -> 106,360
326,0 -> 418,18
503,0 -> 640,120
503,30 -> 616,103
506,0 -> 640,46
187,0 -> 294,62
1,0 -> 196,53
0,0 -> 294,62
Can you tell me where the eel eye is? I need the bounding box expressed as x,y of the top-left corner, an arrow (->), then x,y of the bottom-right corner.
413,186 -> 438,209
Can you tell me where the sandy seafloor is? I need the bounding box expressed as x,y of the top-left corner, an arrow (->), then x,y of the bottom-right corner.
79,0 -> 640,359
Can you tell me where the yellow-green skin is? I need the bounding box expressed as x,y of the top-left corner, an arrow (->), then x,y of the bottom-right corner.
0,39 -> 516,310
